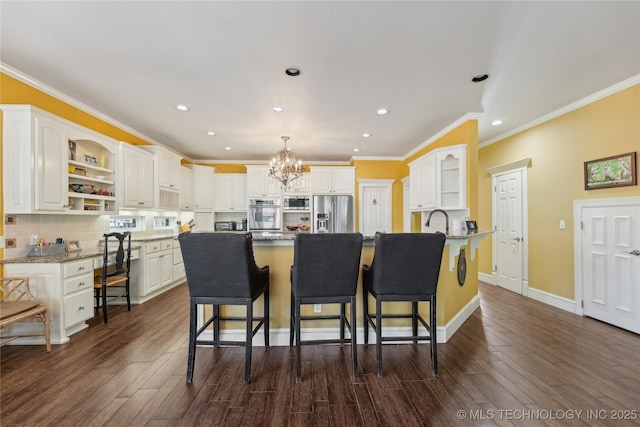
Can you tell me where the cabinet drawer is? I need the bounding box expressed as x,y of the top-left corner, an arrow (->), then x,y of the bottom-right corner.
64,289 -> 93,327
161,239 -> 173,251
63,259 -> 94,278
145,241 -> 163,254
64,272 -> 94,295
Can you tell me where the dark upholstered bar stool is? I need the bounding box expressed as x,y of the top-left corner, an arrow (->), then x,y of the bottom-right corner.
290,233 -> 363,383
178,232 -> 270,384
363,232 -> 446,377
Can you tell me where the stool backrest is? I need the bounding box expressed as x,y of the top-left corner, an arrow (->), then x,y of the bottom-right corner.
369,232 -> 446,296
178,232 -> 259,298
292,233 -> 363,298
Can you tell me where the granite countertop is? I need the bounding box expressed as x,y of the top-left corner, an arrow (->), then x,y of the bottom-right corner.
0,244 -> 143,264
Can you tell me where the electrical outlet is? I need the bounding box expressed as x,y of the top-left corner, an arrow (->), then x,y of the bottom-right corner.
559,220 -> 566,230
6,237 -> 17,248
4,215 -> 17,225
314,304 -> 322,313
31,234 -> 39,245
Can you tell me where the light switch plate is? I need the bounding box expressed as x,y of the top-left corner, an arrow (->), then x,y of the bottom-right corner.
314,304 -> 322,313
559,220 -> 566,230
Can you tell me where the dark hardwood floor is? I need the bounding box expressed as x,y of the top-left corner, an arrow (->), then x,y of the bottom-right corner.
2,282 -> 640,426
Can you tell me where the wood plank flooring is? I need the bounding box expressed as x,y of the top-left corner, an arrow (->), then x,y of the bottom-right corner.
2,282 -> 640,426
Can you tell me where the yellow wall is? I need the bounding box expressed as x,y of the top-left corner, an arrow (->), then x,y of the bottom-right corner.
352,160 -> 408,232
1,70 -> 480,326
478,84 -> 640,299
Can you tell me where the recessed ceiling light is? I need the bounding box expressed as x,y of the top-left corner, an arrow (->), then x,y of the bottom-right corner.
285,67 -> 301,76
376,108 -> 389,116
471,74 -> 489,83
176,104 -> 189,112
362,133 -> 371,138
224,147 -> 232,151
353,148 -> 360,152
206,131 -> 216,136
491,120 -> 503,126
271,107 -> 284,113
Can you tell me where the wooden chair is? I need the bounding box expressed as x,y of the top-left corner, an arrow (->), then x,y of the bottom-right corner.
0,277 -> 51,352
94,232 -> 132,323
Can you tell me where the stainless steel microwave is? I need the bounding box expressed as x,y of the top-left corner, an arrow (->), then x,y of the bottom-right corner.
283,195 -> 310,211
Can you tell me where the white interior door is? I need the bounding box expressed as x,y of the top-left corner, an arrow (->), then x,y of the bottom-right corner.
581,204 -> 640,333
358,179 -> 394,236
494,170 -> 524,294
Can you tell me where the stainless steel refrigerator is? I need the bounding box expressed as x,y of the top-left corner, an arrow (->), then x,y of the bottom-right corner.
313,195 -> 354,233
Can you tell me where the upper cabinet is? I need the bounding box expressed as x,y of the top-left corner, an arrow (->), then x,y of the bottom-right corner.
120,143 -> 154,209
310,166 -> 355,194
192,165 -> 216,211
283,173 -> 311,194
436,146 -> 466,209
179,166 -> 194,210
214,173 -> 247,212
409,154 -> 437,210
409,144 -> 467,211
144,146 -> 182,210
2,105 -> 119,215
144,146 -> 182,191
246,166 -> 282,198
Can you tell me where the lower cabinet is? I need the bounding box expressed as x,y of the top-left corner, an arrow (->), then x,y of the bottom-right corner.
131,238 -> 177,303
172,240 -> 186,284
3,258 -> 94,344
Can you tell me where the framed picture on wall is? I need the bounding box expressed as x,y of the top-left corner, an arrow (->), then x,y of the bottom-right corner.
584,152 -> 637,190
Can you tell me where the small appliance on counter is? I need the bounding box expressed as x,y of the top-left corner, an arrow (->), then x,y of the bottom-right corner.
214,221 -> 237,231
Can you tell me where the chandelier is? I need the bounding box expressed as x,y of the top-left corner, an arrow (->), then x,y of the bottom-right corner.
269,136 -> 304,188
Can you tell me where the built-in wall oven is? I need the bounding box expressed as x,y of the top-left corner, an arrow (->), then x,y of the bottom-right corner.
248,199 -> 282,231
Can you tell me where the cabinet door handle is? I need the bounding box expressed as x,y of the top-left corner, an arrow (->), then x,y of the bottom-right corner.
79,281 -> 86,286
78,306 -> 85,310
78,266 -> 85,271
624,249 -> 640,256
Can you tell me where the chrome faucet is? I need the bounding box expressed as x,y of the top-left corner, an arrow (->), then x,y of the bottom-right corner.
425,209 -> 449,235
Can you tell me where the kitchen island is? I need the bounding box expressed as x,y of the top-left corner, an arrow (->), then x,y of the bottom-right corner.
211,230 -> 490,346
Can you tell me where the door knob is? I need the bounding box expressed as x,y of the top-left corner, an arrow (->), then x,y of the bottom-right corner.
624,249 -> 640,256
511,237 -> 522,242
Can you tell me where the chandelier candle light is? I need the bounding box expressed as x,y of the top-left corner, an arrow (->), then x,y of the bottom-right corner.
269,136 -> 304,188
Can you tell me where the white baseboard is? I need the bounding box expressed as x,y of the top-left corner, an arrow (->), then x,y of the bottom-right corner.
527,287 -> 575,313
198,296 -> 481,346
478,272 -> 495,284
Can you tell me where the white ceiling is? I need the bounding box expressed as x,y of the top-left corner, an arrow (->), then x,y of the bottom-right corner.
1,1 -> 638,163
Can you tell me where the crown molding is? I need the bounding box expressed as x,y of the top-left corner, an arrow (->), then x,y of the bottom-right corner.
480,74 -> 640,148
402,112 -> 483,160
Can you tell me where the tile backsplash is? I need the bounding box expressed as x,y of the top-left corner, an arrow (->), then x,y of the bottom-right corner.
2,213 -> 174,259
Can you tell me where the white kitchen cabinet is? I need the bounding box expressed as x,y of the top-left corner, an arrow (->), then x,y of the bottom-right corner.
132,239 -> 174,302
214,173 -> 247,211
283,173 -> 311,194
409,153 -> 437,211
2,105 -> 119,214
310,166 -> 355,194
246,166 -> 282,198
193,165 -> 216,211
436,145 -> 466,210
179,166 -> 195,210
120,142 -> 154,209
3,258 -> 94,344
172,239 -> 186,284
145,146 -> 182,191
408,144 -> 467,211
